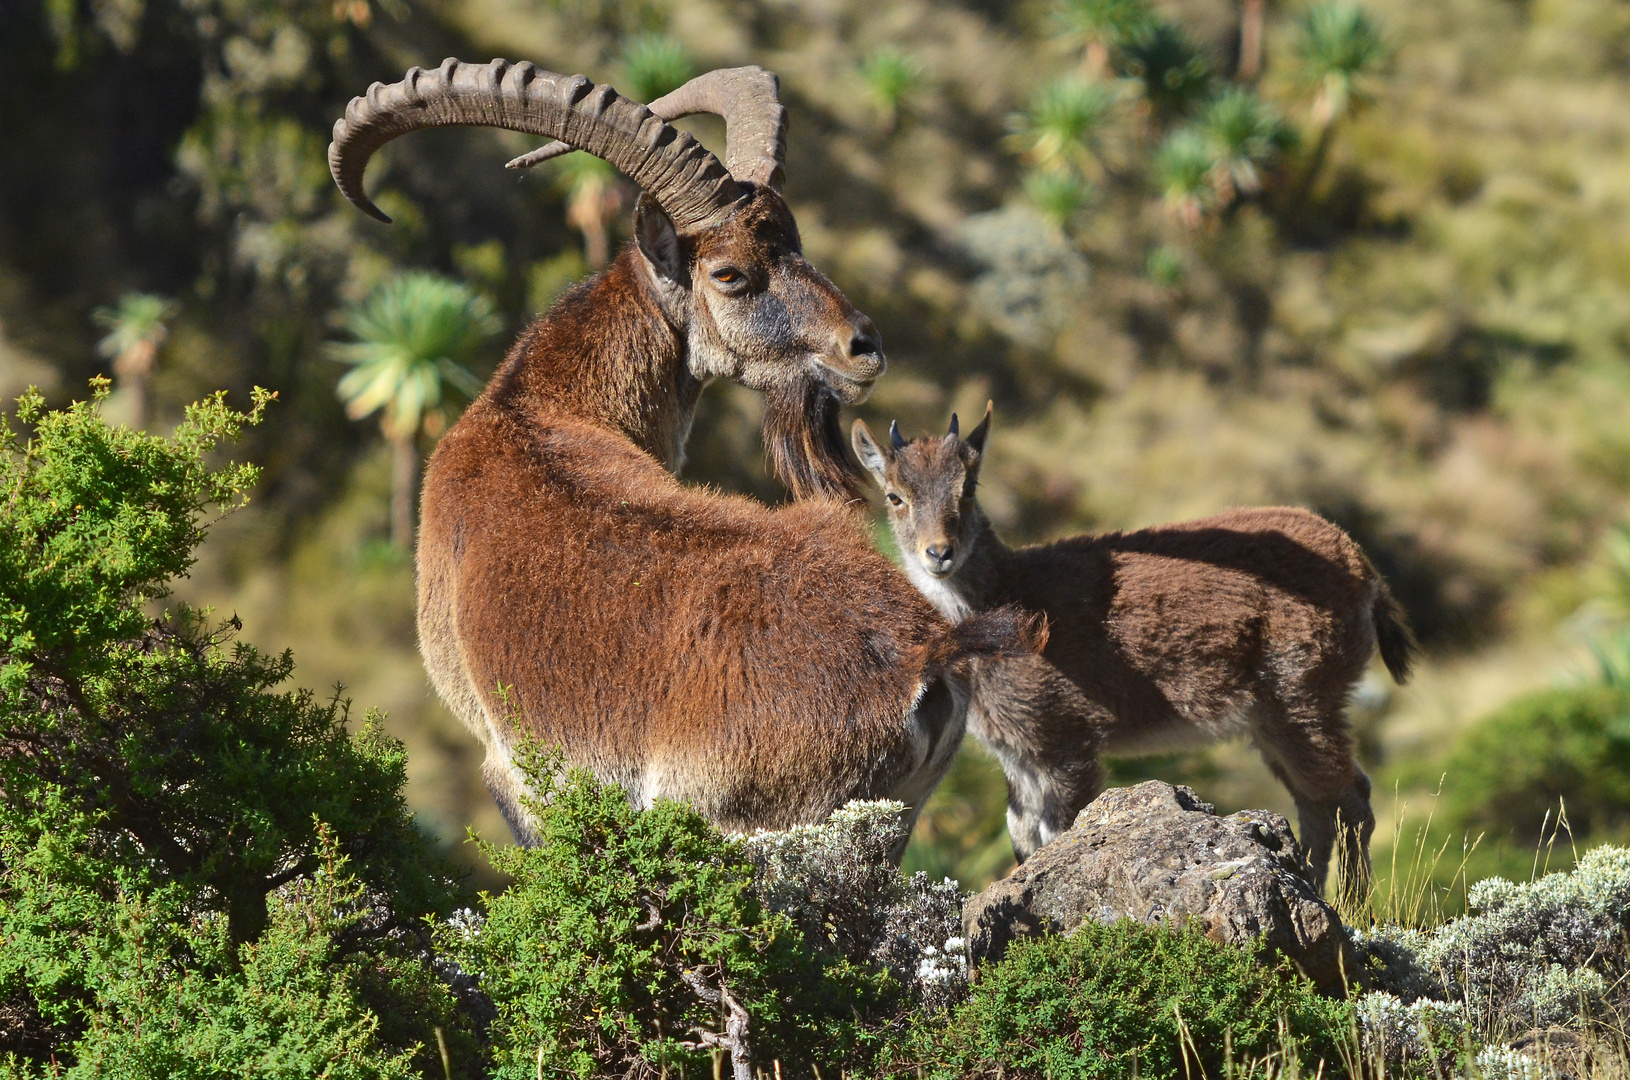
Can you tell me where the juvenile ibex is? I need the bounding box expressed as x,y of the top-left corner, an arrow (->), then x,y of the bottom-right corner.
330,62 -> 1040,844
853,405 -> 1417,898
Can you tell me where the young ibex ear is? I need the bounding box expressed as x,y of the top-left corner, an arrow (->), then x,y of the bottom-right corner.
960,401 -> 992,493
964,401 -> 993,457
850,419 -> 891,484
634,194 -> 685,285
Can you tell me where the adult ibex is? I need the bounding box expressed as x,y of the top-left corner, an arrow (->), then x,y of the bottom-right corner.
330,61 -> 1040,844
854,405 -> 1417,900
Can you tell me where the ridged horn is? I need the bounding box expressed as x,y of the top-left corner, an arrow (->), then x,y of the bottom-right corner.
508,66 -> 788,189
329,58 -> 742,230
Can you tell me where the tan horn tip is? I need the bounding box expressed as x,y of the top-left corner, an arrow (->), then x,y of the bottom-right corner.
506,140 -> 574,170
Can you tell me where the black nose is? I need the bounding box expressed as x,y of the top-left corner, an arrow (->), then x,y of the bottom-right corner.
849,317 -> 882,359
926,543 -> 955,564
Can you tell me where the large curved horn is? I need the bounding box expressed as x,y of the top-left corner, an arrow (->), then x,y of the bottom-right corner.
509,66 -> 788,189
330,58 -> 741,229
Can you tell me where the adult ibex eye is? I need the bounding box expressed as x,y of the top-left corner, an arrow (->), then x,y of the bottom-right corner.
886,493 -> 904,507
711,267 -> 743,284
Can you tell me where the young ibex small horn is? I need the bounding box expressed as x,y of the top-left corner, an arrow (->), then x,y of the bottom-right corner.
855,403 -> 1418,901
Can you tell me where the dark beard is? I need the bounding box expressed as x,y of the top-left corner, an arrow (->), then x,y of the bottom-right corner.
761,378 -> 870,505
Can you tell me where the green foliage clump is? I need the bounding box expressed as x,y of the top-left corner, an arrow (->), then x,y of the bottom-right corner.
1024,169 -> 1096,228
1440,684 -> 1630,848
618,33 -> 695,104
1297,1 -> 1388,126
881,918 -> 1351,1079
1153,127 -> 1216,227
443,744 -> 894,1079
1010,78 -> 1119,177
1196,89 -> 1288,199
1358,846 -> 1630,1039
0,385 -> 465,1073
859,47 -> 923,130
1051,0 -> 1153,62
41,829 -> 427,1080
330,273 -> 494,442
1120,21 -> 1212,121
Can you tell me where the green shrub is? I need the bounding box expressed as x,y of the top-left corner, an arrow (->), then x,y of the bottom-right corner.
880,918 -> 1353,1079
1440,684 -> 1630,846
442,743 -> 895,1079
29,828 -> 434,1080
0,383 -> 466,1073
1352,845 -> 1630,1067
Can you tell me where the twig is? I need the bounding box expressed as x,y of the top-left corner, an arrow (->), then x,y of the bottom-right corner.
685,976 -> 753,1080
434,1026 -> 452,1080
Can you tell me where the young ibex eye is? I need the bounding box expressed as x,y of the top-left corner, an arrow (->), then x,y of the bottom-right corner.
886,493 -> 904,507
711,267 -> 743,284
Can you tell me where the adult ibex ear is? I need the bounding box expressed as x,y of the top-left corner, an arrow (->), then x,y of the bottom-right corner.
850,419 -> 890,484
634,194 -> 685,285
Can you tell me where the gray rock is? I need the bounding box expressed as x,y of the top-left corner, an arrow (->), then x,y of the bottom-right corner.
962,781 -> 1356,995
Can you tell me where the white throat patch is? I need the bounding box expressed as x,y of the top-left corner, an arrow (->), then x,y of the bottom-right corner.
902,557 -> 974,623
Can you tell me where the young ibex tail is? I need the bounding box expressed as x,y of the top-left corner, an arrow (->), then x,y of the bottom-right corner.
854,404 -> 1419,904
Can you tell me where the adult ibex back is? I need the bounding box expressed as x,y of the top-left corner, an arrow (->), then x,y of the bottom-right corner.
330,61 -> 1041,844
854,405 -> 1418,900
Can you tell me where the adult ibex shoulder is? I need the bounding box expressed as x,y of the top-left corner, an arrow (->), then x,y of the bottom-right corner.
855,404 -> 1417,901
330,61 -> 1041,844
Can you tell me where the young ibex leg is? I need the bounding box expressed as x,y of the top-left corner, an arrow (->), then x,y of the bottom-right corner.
1002,755 -> 1105,863
1252,708 -> 1375,905
1330,770 -> 1376,908
970,656 -> 1106,862
1290,772 -> 1375,910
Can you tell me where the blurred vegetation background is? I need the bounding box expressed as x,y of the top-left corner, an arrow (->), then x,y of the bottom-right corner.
5,0 -> 1630,905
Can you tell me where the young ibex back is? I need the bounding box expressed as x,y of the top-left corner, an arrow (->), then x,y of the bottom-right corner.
330,62 -> 1040,847
854,405 -> 1417,899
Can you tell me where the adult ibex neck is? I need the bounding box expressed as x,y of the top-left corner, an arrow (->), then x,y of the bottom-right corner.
487,249 -> 700,470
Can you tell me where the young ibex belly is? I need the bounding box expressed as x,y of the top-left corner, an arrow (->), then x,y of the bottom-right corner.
855,406 -> 1418,903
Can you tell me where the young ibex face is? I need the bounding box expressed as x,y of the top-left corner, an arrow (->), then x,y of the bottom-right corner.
853,404 -> 991,580
638,188 -> 884,405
